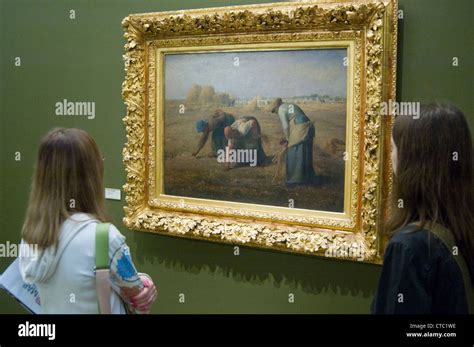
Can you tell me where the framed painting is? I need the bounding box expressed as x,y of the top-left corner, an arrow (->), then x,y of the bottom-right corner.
122,0 -> 398,263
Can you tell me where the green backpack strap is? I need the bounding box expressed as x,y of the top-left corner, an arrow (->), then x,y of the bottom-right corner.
95,223 -> 111,314
412,222 -> 473,314
95,223 -> 110,270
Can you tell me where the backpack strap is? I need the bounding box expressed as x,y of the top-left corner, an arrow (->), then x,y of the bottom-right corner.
411,222 -> 473,314
95,223 -> 111,314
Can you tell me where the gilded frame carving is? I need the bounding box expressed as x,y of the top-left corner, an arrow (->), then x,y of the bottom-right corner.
122,0 -> 397,264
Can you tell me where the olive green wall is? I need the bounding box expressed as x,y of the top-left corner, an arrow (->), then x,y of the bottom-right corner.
0,0 -> 472,313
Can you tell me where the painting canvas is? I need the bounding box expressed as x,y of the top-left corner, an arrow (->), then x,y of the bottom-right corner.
163,48 -> 348,213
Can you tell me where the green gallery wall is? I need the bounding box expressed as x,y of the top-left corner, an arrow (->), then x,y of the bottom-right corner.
0,0 -> 472,313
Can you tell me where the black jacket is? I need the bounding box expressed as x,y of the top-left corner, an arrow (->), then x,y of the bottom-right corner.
372,226 -> 473,314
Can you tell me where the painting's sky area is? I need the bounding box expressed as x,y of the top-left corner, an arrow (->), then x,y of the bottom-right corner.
164,48 -> 347,100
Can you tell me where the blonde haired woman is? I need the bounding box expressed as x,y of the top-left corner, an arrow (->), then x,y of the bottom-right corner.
19,128 -> 157,314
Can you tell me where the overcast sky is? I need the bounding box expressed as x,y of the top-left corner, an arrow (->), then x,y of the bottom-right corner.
164,48 -> 347,100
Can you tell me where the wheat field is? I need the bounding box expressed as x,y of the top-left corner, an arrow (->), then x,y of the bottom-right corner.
163,101 -> 346,212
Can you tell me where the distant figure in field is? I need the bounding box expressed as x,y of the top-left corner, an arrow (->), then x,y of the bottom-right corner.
193,110 -> 235,157
222,116 -> 267,169
271,98 -> 316,185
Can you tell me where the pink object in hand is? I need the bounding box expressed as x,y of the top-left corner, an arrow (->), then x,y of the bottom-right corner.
142,276 -> 151,288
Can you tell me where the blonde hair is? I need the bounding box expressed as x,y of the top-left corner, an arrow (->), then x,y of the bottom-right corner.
22,128 -> 109,249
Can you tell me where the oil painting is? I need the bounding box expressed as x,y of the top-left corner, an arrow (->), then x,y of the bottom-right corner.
163,49 -> 348,212
122,0 -> 398,262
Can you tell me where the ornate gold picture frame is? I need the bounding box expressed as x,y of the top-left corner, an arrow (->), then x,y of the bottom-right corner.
122,0 -> 397,264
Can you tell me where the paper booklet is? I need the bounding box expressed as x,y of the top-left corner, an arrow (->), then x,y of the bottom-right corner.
0,258 -> 42,314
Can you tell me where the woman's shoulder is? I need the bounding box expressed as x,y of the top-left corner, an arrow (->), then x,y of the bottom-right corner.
388,225 -> 432,249
107,223 -> 126,244
65,213 -> 125,242
387,224 -> 453,259
387,224 -> 462,272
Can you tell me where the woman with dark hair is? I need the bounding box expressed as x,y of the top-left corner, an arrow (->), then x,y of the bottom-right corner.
372,102 -> 473,314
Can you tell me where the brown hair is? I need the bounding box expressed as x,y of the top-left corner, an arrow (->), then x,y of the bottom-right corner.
22,128 -> 109,249
387,102 -> 474,259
